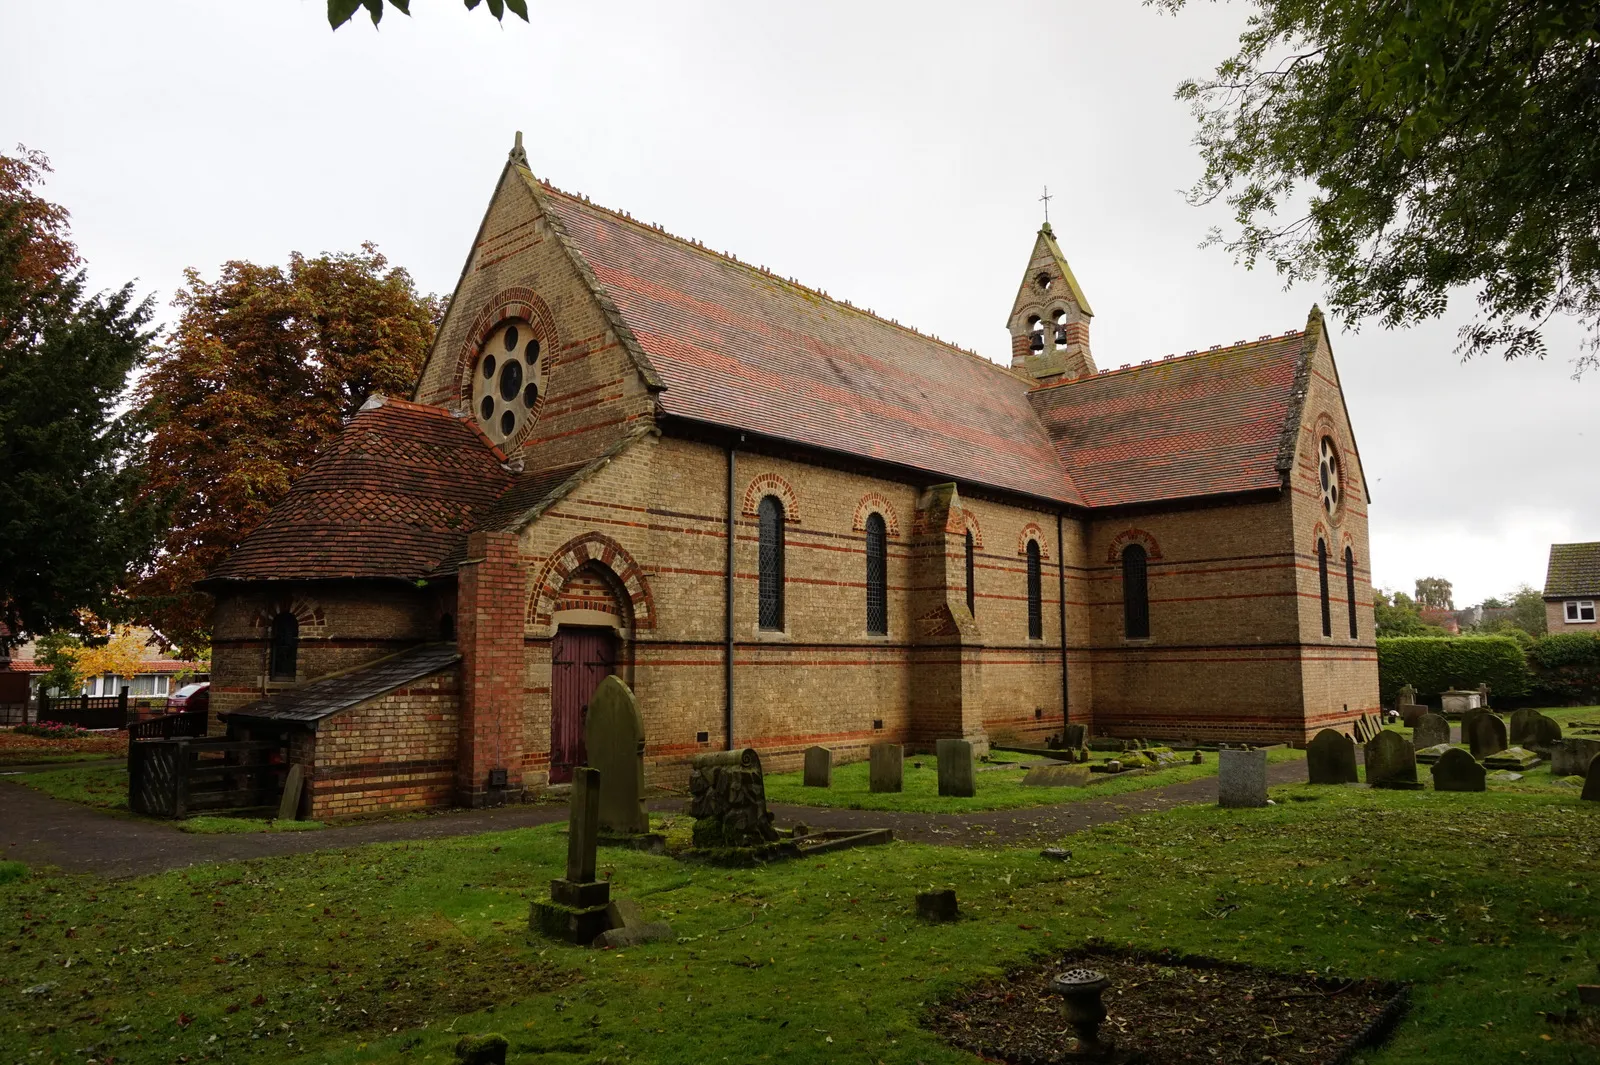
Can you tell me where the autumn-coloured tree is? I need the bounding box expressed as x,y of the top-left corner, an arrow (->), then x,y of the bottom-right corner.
1,147 -> 165,645
131,245 -> 443,654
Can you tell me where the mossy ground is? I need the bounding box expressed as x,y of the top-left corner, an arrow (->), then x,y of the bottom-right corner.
763,748 -> 1305,813
3,776 -> 1596,1064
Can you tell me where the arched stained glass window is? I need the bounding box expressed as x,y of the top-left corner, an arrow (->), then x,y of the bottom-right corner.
758,496 -> 785,631
1026,540 -> 1043,640
1122,544 -> 1149,639
865,513 -> 887,635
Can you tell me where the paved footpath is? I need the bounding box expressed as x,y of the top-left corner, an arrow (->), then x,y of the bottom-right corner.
1,760 -> 1306,879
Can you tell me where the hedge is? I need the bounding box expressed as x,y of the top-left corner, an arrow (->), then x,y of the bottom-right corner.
1525,632 -> 1600,704
1376,636 -> 1531,705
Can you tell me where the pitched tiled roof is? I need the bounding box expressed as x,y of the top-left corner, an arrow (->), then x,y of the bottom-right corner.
536,181 -> 1084,505
1544,542 -> 1600,598
222,643 -> 459,724
1027,335 -> 1309,508
204,398 -> 513,585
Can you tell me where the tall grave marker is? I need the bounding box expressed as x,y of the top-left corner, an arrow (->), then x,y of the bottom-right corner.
1306,729 -> 1358,785
585,676 -> 649,835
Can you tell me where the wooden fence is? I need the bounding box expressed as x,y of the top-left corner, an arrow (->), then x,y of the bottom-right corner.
128,710 -> 208,742
33,690 -> 128,730
128,737 -> 287,818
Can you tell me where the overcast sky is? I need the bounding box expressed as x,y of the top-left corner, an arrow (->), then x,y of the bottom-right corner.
5,1 -> 1594,606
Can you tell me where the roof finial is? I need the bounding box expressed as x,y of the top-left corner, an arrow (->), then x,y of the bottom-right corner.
509,130 -> 527,167
1039,184 -> 1053,226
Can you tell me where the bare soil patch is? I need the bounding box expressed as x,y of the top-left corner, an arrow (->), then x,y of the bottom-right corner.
928,946 -> 1405,1065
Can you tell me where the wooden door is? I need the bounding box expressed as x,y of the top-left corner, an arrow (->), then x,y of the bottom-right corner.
549,627 -> 618,783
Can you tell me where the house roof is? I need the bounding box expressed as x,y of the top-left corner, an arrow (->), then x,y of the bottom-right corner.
221,643 -> 460,725
1026,333 -> 1310,508
203,397 -> 513,585
533,177 -> 1085,506
1544,542 -> 1600,598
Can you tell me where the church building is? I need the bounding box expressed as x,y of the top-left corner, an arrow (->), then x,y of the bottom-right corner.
201,141 -> 1378,818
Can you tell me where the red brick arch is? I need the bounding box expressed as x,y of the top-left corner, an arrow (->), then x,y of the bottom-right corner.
1106,528 -> 1161,563
957,507 -> 984,548
529,533 -> 656,632
851,493 -> 900,537
741,473 -> 801,523
1016,522 -> 1050,559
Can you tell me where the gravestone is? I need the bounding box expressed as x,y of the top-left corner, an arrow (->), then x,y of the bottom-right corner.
802,746 -> 832,788
1431,747 -> 1487,792
1364,731 -> 1422,789
276,763 -> 305,821
1306,729 -> 1358,785
1021,764 -> 1091,788
916,889 -> 958,921
1400,703 -> 1428,727
687,748 -> 779,845
1414,742 -> 1454,765
1584,755 -> 1600,802
1440,689 -> 1481,716
869,743 -> 903,793
1396,684 -> 1416,710
1063,723 -> 1087,748
1477,682 -> 1491,707
585,676 -> 649,835
1552,737 -> 1600,778
1521,712 -> 1562,755
530,767 -> 612,944
1463,712 -> 1508,759
1482,745 -> 1542,771
1217,748 -> 1268,808
1509,708 -> 1537,745
936,738 -> 976,797
1413,712 -> 1450,750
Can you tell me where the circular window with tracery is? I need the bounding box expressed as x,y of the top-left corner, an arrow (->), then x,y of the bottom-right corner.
1319,436 -> 1343,514
471,320 -> 546,445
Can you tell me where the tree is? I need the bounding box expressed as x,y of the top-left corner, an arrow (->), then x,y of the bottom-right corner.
1374,588 -> 1449,637
1478,583 -> 1548,637
1153,1 -> 1600,370
0,148 -> 166,646
131,245 -> 442,655
33,632 -> 83,696
1414,577 -> 1454,611
328,0 -> 529,30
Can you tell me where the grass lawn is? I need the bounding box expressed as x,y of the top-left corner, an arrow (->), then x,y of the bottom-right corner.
3,775 -> 1596,1065
764,748 -> 1306,813
15,763 -> 128,809
0,728 -> 126,766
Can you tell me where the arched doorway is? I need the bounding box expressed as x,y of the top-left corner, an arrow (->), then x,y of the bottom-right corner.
549,625 -> 617,783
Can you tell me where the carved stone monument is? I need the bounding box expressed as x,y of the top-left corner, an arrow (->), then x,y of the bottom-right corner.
1364,731 -> 1423,789
1306,729 -> 1358,785
802,745 -> 832,787
529,767 -> 612,944
687,748 -> 779,846
1431,747 -> 1486,792
1463,711 -> 1508,759
936,738 -> 976,797
869,743 -> 903,793
1413,712 -> 1450,750
1217,748 -> 1268,807
585,676 -> 648,835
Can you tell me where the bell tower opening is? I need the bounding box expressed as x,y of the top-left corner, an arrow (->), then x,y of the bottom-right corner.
1007,222 -> 1095,384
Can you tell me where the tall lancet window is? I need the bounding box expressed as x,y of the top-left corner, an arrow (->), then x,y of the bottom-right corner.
758,495 -> 785,631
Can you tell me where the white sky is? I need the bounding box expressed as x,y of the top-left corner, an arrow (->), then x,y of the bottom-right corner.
5,0 -> 1594,606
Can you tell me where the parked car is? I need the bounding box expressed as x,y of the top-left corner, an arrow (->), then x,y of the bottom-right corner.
167,683 -> 209,715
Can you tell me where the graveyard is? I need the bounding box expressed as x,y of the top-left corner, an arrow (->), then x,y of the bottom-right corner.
4,703 -> 1599,1064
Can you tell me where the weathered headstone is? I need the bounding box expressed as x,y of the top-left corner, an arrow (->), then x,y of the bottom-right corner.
1431,747 -> 1486,792
276,763 -> 305,821
1508,708 -> 1537,745
688,749 -> 778,846
1583,755 -> 1600,802
936,738 -> 976,797
802,746 -> 832,788
1063,723 -> 1087,748
869,742 -> 903,793
585,676 -> 648,835
1413,712 -> 1450,750
1463,711 -> 1508,759
1217,748 -> 1268,808
530,766 -> 612,944
1306,729 -> 1358,785
1021,764 -> 1091,788
1552,737 -> 1600,778
1400,703 -> 1428,727
1482,745 -> 1542,771
1364,731 -> 1422,789
1521,712 -> 1562,755
454,1034 -> 509,1065
1396,684 -> 1417,710
1414,742 -> 1454,765
1477,682 -> 1491,707
916,889 -> 958,921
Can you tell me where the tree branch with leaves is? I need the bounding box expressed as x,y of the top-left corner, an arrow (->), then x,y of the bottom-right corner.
328,0 -> 529,30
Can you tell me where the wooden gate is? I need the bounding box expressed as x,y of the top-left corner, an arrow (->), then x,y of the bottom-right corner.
549,627 -> 617,784
127,736 -> 286,818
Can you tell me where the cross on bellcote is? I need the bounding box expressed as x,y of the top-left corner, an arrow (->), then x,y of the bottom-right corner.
1039,185 -> 1052,225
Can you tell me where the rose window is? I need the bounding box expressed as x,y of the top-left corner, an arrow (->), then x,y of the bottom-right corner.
471,320 -> 545,445
1318,436 -> 1343,514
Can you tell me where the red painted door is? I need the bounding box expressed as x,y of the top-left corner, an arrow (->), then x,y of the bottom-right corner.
549,627 -> 617,784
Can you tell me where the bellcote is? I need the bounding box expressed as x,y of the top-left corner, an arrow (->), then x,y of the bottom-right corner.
1007,223 -> 1095,383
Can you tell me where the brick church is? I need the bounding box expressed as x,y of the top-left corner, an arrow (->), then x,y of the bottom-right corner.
203,140 -> 1378,818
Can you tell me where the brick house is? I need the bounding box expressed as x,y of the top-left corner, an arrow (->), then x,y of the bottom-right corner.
201,142 -> 1378,818
1543,542 -> 1600,632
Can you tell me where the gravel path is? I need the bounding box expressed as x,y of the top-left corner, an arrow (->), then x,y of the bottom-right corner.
1,759 -> 1308,878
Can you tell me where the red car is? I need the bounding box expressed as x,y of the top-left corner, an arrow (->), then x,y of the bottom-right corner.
167,683 -> 210,715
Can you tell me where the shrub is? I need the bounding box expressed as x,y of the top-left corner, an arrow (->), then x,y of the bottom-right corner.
14,721 -> 94,740
1375,636 -> 1531,705
1526,632 -> 1600,704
